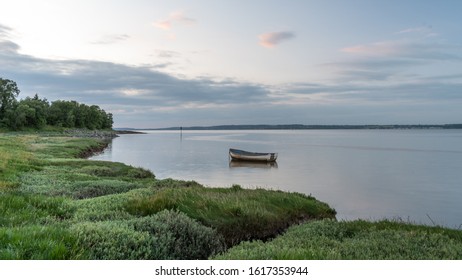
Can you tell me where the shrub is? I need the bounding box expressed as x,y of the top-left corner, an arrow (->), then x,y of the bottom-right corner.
71,210 -> 225,260
78,166 -> 115,177
71,188 -> 157,222
64,180 -> 144,199
231,184 -> 242,191
78,164 -> 155,179
71,221 -> 156,260
129,210 -> 225,259
153,178 -> 202,189
127,167 -> 155,179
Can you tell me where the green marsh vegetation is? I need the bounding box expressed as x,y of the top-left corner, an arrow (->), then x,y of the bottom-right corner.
125,183 -> 335,246
214,220 -> 462,259
0,132 -> 337,259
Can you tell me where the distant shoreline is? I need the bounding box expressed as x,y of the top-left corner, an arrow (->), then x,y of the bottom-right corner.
117,124 -> 462,131
114,130 -> 146,134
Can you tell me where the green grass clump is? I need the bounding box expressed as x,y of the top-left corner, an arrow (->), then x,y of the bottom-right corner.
71,210 -> 224,259
0,135 -> 38,189
0,225 -> 85,260
0,193 -> 74,226
58,159 -> 155,180
213,220 -> 462,260
149,178 -> 203,189
18,156 -> 154,198
59,180 -> 144,199
124,183 -> 336,246
71,188 -> 157,222
29,136 -> 107,159
20,169 -> 147,199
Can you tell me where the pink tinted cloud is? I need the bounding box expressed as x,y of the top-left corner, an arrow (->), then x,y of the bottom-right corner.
153,11 -> 196,30
341,41 -> 405,56
258,31 -> 295,48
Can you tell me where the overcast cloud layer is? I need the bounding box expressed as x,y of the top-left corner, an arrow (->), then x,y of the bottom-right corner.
1,21 -> 462,128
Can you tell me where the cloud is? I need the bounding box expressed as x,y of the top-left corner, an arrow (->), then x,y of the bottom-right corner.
1,29 -> 275,127
155,49 -> 182,58
341,27 -> 460,62
283,78 -> 462,104
341,41 -> 405,56
5,56 -> 270,107
258,31 -> 295,48
396,26 -> 437,37
0,24 -> 12,36
91,34 -> 130,45
341,40 -> 459,61
287,31 -> 462,104
0,24 -> 20,53
0,39 -> 20,53
153,11 -> 196,30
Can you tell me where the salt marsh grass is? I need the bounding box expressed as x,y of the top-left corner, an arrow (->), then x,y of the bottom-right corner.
125,183 -> 336,246
213,220 -> 462,259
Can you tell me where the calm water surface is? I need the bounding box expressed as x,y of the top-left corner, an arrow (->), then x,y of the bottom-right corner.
91,129 -> 462,228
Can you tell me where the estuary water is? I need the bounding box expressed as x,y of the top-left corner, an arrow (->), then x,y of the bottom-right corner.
90,129 -> 462,228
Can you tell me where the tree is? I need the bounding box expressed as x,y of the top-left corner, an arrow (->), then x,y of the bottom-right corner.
0,78 -> 113,130
17,94 -> 50,128
102,112 -> 114,129
10,103 -> 34,129
0,78 -> 20,124
85,105 -> 103,130
47,100 -> 113,130
47,100 -> 78,127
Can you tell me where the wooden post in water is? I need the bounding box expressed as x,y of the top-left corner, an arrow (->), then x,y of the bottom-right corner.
180,126 -> 182,140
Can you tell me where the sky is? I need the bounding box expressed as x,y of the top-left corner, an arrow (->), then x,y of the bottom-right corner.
1,0 -> 462,128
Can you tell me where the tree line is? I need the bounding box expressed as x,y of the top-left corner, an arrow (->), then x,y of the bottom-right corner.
0,78 -> 113,130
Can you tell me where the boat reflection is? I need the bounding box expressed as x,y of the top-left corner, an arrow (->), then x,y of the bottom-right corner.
229,160 -> 278,169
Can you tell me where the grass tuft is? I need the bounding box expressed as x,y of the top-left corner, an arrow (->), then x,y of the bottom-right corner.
0,193 -> 75,226
0,225 -> 85,260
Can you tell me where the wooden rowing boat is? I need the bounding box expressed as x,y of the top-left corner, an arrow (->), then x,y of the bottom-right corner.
229,148 -> 278,162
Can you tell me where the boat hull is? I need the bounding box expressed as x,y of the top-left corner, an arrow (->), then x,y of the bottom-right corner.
229,148 -> 278,162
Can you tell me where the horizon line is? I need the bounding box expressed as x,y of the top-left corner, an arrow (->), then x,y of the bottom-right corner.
115,123 -> 462,131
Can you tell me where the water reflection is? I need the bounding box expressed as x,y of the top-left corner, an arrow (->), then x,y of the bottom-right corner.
229,160 -> 278,169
